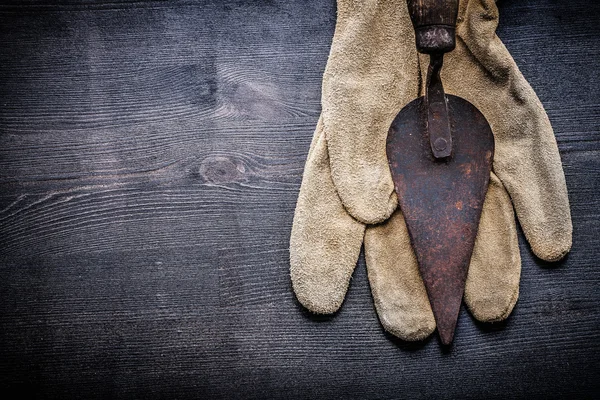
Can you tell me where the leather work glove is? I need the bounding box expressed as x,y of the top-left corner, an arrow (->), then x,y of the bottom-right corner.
290,0 -> 572,341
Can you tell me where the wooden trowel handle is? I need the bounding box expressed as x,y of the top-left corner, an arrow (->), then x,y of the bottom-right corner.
407,0 -> 459,54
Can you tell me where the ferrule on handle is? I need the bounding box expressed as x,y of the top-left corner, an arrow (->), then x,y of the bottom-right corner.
407,0 -> 459,54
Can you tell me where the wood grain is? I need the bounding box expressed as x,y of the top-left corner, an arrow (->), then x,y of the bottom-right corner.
1,0 -> 599,399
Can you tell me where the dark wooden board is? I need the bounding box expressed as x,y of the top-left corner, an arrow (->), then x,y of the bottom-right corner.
0,0 -> 598,398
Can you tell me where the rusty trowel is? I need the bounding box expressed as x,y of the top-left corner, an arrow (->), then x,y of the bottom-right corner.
387,0 -> 494,345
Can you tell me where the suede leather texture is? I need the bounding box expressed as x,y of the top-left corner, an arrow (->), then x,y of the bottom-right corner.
290,0 -> 572,341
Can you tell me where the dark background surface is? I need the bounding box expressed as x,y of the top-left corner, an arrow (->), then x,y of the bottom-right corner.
0,0 -> 599,398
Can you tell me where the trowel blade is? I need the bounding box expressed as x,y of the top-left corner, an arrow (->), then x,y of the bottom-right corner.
387,94 -> 494,345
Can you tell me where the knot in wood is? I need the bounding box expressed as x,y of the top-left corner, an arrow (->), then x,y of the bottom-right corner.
198,156 -> 245,184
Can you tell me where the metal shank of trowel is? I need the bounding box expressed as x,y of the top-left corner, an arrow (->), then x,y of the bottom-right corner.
407,0 -> 459,159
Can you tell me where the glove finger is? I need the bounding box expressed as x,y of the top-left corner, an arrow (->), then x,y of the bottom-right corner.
438,0 -> 572,261
364,209 -> 435,341
465,172 -> 521,322
323,0 -> 419,224
290,117 -> 366,314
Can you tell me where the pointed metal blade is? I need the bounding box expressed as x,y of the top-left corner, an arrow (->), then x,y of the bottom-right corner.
387,94 -> 494,345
